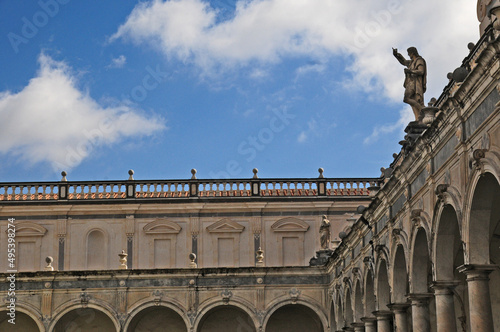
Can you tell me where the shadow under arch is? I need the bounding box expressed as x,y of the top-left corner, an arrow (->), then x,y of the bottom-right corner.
123,298 -> 190,331
49,302 -> 120,332
262,298 -> 328,332
0,306 -> 45,332
194,303 -> 257,332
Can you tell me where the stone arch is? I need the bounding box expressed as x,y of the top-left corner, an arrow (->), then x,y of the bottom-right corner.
409,227 -> 431,293
50,303 -> 120,332
432,203 -> 468,331
194,297 -> 258,332
391,244 -> 408,303
464,171 -> 500,330
465,171 -> 500,264
433,204 -> 464,280
0,305 -> 45,332
353,279 -> 364,323
86,228 -> 107,269
124,301 -> 190,332
375,258 -> 391,311
364,268 -> 376,319
265,301 -> 325,332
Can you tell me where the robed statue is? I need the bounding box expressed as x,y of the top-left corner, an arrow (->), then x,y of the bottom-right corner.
393,47 -> 427,122
319,215 -> 331,250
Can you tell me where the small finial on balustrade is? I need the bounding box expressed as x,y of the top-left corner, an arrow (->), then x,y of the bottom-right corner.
318,168 -> 324,178
118,250 -> 128,269
128,169 -> 134,180
256,247 -> 264,267
45,256 -> 54,271
61,171 -> 67,182
189,253 -> 197,268
191,169 -> 197,180
252,168 -> 259,179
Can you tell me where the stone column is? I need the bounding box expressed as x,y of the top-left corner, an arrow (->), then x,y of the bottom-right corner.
373,311 -> 392,332
408,293 -> 432,332
388,303 -> 410,332
361,317 -> 376,332
431,281 -> 458,332
458,264 -> 496,332
351,322 -> 365,332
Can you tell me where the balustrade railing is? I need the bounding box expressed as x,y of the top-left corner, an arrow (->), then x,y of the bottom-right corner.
0,175 -> 382,202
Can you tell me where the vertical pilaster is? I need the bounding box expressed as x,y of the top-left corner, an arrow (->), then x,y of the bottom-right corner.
458,264 -> 496,332
57,217 -> 67,270
125,215 -> 135,269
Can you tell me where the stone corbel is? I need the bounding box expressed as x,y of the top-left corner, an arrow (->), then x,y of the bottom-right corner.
471,148 -> 487,171
434,184 -> 449,202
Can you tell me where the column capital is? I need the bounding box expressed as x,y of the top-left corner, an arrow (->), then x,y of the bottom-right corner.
457,264 -> 497,280
407,293 -> 432,307
351,322 -> 365,331
372,310 -> 392,319
388,302 -> 411,312
361,316 -> 377,325
430,280 -> 459,295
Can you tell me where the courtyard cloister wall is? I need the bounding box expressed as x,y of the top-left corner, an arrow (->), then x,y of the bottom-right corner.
1,11 -> 500,332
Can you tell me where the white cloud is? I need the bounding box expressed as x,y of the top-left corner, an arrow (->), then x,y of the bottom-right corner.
297,131 -> 307,143
363,106 -> 413,144
0,53 -> 165,171
108,55 -> 127,68
111,0 -> 477,103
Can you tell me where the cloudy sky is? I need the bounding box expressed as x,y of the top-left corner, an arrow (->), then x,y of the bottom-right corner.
0,0 -> 478,182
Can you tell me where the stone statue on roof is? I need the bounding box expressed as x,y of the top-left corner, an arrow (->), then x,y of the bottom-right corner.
319,215 -> 331,249
393,47 -> 427,122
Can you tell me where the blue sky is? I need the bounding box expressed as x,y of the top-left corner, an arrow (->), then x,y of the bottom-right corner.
0,0 -> 478,182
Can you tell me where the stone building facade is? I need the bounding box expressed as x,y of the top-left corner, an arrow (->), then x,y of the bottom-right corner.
1,5 -> 500,332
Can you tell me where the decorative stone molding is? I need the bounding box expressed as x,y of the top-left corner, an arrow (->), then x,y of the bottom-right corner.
289,288 -> 301,303
221,289 -> 232,304
207,219 -> 245,233
152,290 -> 163,305
7,222 -> 47,237
80,292 -> 90,307
435,184 -> 449,201
271,217 -> 309,232
143,219 -> 181,234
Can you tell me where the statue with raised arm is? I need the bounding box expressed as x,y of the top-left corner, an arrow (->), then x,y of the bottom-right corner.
393,47 -> 427,122
319,215 -> 331,250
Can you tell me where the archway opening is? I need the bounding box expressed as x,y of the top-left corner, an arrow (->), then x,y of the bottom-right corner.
198,305 -> 255,332
393,245 -> 408,303
127,306 -> 187,332
469,173 -> 500,330
354,281 -> 363,323
344,289 -> 353,328
53,307 -> 116,332
266,304 -> 323,332
435,204 -> 467,330
377,260 -> 390,311
0,311 -> 40,332
365,269 -> 375,318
